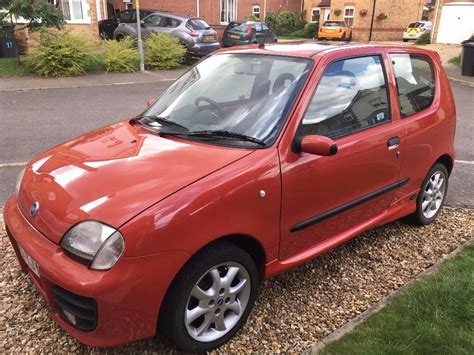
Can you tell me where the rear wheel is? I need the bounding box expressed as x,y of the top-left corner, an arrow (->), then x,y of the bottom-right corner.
403,39 -> 409,42
407,163 -> 448,225
159,242 -> 259,352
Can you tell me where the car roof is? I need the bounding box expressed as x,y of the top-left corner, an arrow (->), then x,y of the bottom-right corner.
218,41 -> 438,59
148,11 -> 195,20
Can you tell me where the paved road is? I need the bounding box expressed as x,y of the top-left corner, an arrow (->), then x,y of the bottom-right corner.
0,82 -> 473,207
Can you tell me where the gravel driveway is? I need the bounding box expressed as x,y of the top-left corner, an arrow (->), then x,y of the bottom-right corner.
1,207 -> 473,353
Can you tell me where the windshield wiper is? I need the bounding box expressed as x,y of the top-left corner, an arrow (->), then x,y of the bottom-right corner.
132,115 -> 189,132
160,129 -> 266,146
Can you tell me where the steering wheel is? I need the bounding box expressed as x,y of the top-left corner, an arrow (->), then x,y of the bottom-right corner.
194,96 -> 224,118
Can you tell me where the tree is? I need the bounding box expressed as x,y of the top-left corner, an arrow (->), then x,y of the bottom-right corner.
0,0 -> 64,63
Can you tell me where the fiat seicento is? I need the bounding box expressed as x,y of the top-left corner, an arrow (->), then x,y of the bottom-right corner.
4,42 -> 455,352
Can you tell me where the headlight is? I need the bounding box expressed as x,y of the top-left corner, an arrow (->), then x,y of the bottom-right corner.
15,167 -> 26,197
61,221 -> 125,270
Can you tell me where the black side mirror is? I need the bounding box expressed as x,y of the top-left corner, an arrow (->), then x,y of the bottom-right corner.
140,20 -> 146,27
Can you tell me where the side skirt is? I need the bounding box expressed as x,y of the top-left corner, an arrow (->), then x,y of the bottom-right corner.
264,193 -> 417,279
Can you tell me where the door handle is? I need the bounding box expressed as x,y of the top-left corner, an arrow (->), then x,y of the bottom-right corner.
387,136 -> 400,150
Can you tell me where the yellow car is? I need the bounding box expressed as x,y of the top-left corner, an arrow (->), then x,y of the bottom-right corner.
318,21 -> 352,41
403,21 -> 432,42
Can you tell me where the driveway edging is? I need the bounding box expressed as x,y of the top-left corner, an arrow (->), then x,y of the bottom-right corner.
0,78 -> 177,93
307,235 -> 473,354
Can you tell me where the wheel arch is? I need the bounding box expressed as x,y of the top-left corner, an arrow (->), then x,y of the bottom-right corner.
156,233 -> 266,334
435,154 -> 454,175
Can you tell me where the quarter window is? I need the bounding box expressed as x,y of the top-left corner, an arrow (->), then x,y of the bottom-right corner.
344,6 -> 355,27
299,56 -> 390,139
390,54 -> 435,117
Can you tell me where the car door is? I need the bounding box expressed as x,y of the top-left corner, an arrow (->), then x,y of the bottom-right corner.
278,52 -> 406,260
141,14 -> 164,36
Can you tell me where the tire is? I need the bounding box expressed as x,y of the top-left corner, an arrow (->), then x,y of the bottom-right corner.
115,34 -> 124,42
99,30 -> 109,40
403,39 -> 408,42
406,163 -> 449,226
158,242 -> 259,352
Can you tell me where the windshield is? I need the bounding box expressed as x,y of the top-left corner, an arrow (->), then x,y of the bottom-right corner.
324,21 -> 345,27
142,54 -> 312,146
408,22 -> 421,28
187,19 -> 210,30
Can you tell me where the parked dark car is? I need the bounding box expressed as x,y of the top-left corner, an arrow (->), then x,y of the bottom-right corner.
222,21 -> 277,47
98,9 -> 154,40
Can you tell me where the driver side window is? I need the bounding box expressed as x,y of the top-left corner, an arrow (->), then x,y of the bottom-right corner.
144,14 -> 162,26
299,55 -> 391,139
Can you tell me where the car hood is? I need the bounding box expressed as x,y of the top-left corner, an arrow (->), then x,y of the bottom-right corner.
17,121 -> 253,244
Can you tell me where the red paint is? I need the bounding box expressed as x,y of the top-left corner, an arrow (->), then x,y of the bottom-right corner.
4,43 -> 455,347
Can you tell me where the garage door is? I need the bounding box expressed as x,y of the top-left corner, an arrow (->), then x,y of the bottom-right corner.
436,2 -> 474,44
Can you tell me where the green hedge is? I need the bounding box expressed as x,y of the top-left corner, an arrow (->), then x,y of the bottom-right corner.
103,37 -> 139,72
144,32 -> 186,70
265,11 -> 306,36
27,31 -> 93,77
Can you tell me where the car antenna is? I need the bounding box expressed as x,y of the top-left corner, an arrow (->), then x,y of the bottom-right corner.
260,1 -> 285,49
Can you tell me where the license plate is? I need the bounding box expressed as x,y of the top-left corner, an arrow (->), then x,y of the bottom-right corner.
204,35 -> 216,41
229,34 -> 240,39
19,245 -> 40,278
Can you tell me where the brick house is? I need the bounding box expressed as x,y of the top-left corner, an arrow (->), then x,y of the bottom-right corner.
109,0 -> 303,34
304,0 -> 427,41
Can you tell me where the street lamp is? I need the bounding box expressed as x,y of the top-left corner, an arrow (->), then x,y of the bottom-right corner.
135,0 -> 145,71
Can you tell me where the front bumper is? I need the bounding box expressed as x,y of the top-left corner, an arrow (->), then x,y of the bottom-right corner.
190,42 -> 221,57
403,32 -> 421,40
3,195 -> 190,347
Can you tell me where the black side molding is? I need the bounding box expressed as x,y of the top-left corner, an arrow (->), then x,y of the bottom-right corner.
290,178 -> 410,233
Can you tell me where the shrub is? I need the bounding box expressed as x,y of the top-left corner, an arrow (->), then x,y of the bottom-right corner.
103,37 -> 138,72
265,12 -> 278,32
247,13 -> 258,21
266,11 -> 306,36
26,31 -> 93,77
415,31 -> 431,45
144,32 -> 186,69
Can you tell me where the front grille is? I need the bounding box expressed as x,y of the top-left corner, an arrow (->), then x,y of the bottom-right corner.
52,285 -> 97,331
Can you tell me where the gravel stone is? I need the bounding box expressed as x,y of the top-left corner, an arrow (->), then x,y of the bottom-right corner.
1,206 -> 473,353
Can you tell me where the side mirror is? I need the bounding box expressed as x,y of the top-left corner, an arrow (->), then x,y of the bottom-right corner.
295,135 -> 338,156
140,20 -> 146,27
146,98 -> 155,107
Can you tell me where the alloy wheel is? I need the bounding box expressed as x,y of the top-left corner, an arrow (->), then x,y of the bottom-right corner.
421,171 -> 446,219
184,262 -> 251,342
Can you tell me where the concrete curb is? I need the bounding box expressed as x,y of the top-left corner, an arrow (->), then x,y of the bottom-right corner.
447,76 -> 474,88
0,78 -> 177,93
307,233 -> 473,354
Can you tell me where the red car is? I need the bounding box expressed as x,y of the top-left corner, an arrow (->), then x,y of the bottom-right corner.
4,43 -> 455,352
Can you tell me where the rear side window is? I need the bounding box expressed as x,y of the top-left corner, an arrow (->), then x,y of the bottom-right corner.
163,17 -> 181,28
390,54 -> 435,117
299,55 -> 390,139
187,19 -> 210,30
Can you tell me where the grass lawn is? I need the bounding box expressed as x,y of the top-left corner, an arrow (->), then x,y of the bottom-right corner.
0,58 -> 26,77
321,242 -> 474,355
448,55 -> 462,67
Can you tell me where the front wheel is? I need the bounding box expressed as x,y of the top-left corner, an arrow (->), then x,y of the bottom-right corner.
407,163 -> 449,225
159,242 -> 259,352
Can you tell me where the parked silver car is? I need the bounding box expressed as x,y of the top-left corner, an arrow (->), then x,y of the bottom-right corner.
114,12 -> 220,60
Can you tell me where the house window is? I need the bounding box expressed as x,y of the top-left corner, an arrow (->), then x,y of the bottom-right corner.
311,7 -> 320,23
252,5 -> 260,19
58,0 -> 90,22
344,6 -> 355,27
221,0 -> 237,24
